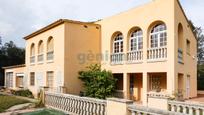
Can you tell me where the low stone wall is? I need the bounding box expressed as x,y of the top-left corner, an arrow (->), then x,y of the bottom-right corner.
128,104 -> 184,115
44,92 -> 107,115
168,100 -> 204,115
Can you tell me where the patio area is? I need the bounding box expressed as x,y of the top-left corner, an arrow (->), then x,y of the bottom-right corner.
186,94 -> 204,104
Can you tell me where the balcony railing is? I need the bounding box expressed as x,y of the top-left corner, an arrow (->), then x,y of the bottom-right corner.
38,54 -> 44,62
147,47 -> 167,61
178,48 -> 183,63
30,56 -> 35,64
127,50 -> 143,63
110,53 -> 124,65
47,51 -> 54,61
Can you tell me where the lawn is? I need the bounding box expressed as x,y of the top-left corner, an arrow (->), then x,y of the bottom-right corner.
0,94 -> 29,113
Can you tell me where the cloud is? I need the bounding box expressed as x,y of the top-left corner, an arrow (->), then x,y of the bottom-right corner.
0,0 -> 203,47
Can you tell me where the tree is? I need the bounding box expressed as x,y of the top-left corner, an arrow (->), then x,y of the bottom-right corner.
78,64 -> 117,99
0,40 -> 25,86
189,20 -> 204,64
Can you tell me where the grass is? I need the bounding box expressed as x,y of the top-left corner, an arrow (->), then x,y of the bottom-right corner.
0,94 -> 29,113
19,109 -> 65,115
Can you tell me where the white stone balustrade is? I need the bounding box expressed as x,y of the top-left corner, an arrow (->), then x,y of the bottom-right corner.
110,53 -> 124,65
168,100 -> 204,115
44,92 -> 107,115
147,47 -> 167,61
127,50 -> 143,63
128,104 -> 184,115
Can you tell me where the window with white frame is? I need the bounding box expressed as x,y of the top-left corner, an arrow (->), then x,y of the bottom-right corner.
130,30 -> 143,51
6,72 -> 13,88
47,71 -> 54,88
113,34 -> 123,53
150,24 -> 167,48
30,72 -> 35,86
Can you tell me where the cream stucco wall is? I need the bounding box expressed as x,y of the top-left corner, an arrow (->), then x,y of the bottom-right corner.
25,24 -> 65,96
96,0 -> 197,104
4,66 -> 25,89
64,22 -> 101,95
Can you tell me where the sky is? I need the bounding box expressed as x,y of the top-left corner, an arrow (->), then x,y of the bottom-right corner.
0,0 -> 203,47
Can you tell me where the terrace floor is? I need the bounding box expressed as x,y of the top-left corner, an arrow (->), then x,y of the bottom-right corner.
186,94 -> 204,104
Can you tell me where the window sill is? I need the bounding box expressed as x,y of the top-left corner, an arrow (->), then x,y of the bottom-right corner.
47,60 -> 54,64
37,62 -> 44,65
30,63 -> 35,66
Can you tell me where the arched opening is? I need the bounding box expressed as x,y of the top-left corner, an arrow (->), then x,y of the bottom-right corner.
38,40 -> 44,54
30,43 -> 35,63
147,21 -> 167,60
178,23 -> 184,63
38,40 -> 44,62
47,37 -> 54,60
149,23 -> 167,48
112,32 -> 123,54
178,23 -> 183,49
30,43 -> 35,56
128,27 -> 143,51
110,32 -> 124,64
47,36 -> 54,52
127,27 -> 143,62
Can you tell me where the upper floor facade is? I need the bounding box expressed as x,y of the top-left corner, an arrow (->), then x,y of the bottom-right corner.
96,0 -> 197,74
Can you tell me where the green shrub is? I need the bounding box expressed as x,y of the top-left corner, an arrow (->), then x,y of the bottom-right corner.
79,64 -> 117,99
12,89 -> 34,98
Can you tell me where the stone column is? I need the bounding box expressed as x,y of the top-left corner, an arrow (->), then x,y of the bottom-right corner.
142,72 -> 148,106
123,73 -> 130,99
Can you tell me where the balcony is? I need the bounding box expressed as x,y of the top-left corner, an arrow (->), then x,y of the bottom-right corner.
147,47 -> 167,62
47,51 -> 54,61
30,56 -> 35,64
127,50 -> 143,63
38,54 -> 44,62
178,48 -> 183,64
111,53 -> 124,65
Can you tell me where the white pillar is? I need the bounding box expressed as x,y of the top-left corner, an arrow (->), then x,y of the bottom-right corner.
123,73 -> 129,99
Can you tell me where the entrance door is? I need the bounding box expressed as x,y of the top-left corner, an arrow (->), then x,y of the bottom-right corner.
186,75 -> 190,99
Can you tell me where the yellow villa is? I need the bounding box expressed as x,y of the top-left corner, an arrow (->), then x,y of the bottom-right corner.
3,0 -> 197,106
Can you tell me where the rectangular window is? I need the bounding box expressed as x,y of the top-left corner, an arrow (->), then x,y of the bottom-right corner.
47,71 -> 54,88
186,40 -> 190,55
30,72 -> 35,86
6,72 -> 13,88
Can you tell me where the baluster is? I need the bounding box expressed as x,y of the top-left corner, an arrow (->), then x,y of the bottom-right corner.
189,107 -> 194,115
131,111 -> 136,115
177,106 -> 181,113
173,105 -> 177,112
202,108 -> 204,115
183,106 -> 188,114
196,108 -> 200,115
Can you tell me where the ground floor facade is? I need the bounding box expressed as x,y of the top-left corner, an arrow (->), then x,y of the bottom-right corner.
113,71 -> 197,105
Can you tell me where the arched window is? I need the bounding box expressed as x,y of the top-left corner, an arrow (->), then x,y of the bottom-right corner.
129,29 -> 143,51
113,34 -> 123,53
47,37 -> 54,61
47,37 -> 54,52
38,40 -> 44,54
150,24 -> 167,48
30,43 -> 35,56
